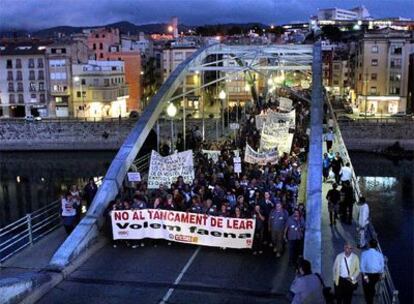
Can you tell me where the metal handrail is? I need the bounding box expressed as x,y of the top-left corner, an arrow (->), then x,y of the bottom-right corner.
326,95 -> 399,304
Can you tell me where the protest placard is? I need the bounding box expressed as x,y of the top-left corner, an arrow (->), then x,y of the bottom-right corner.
111,209 -> 255,249
147,150 -> 194,189
127,172 -> 141,182
202,150 -> 221,163
244,144 -> 278,165
233,156 -> 242,173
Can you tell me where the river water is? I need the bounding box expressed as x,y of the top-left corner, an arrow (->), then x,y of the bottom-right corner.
0,151 -> 412,301
350,151 -> 413,303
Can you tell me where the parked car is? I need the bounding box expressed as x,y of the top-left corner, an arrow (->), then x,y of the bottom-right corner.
359,112 -> 375,117
337,114 -> 355,122
24,115 -> 42,122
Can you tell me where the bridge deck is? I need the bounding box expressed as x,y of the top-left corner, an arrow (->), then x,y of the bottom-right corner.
37,241 -> 293,304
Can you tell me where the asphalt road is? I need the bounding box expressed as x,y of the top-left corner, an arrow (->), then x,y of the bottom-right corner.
37,240 -> 295,304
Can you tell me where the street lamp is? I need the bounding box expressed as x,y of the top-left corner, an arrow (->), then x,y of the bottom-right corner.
166,102 -> 177,154
219,89 -> 226,136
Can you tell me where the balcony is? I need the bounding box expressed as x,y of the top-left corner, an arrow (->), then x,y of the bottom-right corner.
16,87 -> 24,92
8,88 -> 14,92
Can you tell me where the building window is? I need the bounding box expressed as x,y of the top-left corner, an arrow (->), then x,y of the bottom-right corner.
8,82 -> 14,92
7,71 -> 13,81
371,59 -> 378,66
390,87 -> 400,95
100,53 -> 104,58
15,58 -> 22,68
81,79 -> 86,85
93,78 -> 99,86
18,94 -> 24,103
37,58 -> 44,68
29,70 -> 35,80
6,59 -> 12,69
39,82 -> 45,91
40,94 -> 45,103
390,73 -> 401,82
77,91 -> 81,98
29,82 -> 36,92
392,47 -> 402,55
93,43 -> 96,50
104,79 -> 109,86
371,45 -> 378,53
370,87 -> 377,94
30,94 -> 37,101
28,58 -> 34,68
51,48 -> 57,54
9,94 -> 15,103
61,48 -> 66,54
390,59 -> 402,68
95,34 -> 99,38
99,43 -> 103,50
38,70 -> 44,80
371,73 -> 377,81
359,74 -> 362,81
55,97 -> 63,103
16,70 -> 22,80
17,82 -> 23,92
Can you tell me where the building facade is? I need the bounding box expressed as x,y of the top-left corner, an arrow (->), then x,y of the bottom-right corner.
46,39 -> 89,117
86,28 -> 142,111
317,6 -> 370,21
71,60 -> 129,118
0,42 -> 50,117
353,29 -> 414,115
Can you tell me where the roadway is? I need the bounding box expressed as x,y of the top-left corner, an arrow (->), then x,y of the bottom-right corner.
37,240 -> 293,304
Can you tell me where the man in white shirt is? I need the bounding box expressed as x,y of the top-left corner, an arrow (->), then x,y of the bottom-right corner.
333,242 -> 360,304
324,127 -> 335,152
357,197 -> 370,248
361,239 -> 385,304
340,163 -> 352,184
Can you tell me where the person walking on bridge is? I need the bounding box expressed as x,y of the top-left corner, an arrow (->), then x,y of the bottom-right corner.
333,242 -> 360,304
324,127 -> 335,152
357,197 -> 370,248
361,239 -> 384,304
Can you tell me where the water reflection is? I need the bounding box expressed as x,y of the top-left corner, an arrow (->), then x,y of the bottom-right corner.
0,151 -> 115,227
351,152 -> 414,303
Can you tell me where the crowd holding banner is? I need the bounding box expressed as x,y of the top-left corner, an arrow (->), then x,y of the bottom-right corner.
147,150 -> 194,189
111,209 -> 255,249
244,143 -> 279,165
104,89 -> 310,262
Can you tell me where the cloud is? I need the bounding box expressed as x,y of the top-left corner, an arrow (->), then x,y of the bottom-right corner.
0,0 -> 413,30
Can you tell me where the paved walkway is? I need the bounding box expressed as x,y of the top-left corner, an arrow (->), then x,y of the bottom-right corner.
320,135 -> 365,303
0,227 -> 66,278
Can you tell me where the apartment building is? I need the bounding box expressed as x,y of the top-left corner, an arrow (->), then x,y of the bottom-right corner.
46,39 -> 89,117
71,60 -> 129,118
85,28 -> 142,111
0,41 -> 50,117
353,29 -> 414,114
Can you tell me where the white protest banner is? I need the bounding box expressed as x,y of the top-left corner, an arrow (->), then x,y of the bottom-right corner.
111,209 -> 255,249
148,150 -> 194,189
127,172 -> 141,182
244,144 -> 278,165
202,150 -> 221,163
278,97 -> 293,111
233,156 -> 242,173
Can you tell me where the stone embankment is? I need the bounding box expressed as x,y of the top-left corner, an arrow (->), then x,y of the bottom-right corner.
339,121 -> 414,152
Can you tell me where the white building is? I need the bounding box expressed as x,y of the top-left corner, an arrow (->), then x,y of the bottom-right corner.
71,60 -> 129,118
0,42 -> 50,117
317,6 -> 370,21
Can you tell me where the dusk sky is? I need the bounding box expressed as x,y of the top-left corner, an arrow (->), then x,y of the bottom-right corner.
1,0 -> 414,30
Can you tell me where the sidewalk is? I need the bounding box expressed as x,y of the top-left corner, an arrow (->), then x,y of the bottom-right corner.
0,227 -> 66,278
320,137 -> 365,303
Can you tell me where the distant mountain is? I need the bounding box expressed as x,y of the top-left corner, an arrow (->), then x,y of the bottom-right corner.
0,21 -> 267,39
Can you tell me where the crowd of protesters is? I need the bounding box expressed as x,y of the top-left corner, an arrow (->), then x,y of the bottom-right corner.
100,91 -> 311,263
